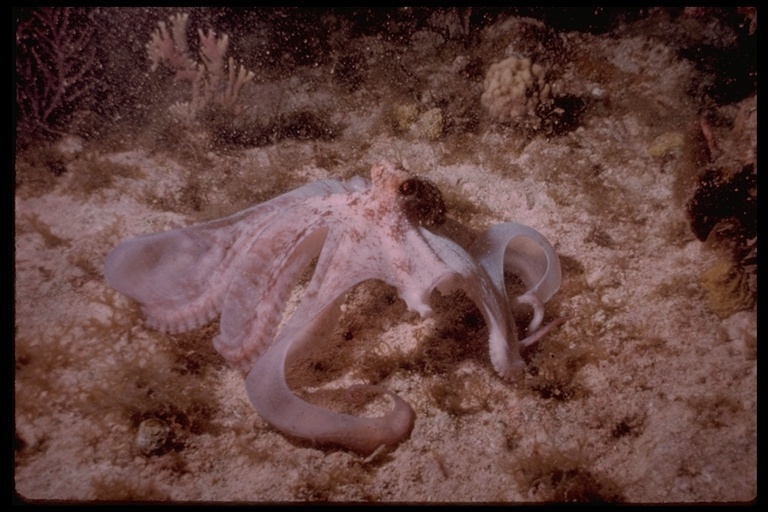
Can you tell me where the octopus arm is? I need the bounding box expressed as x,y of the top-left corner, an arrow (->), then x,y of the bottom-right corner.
470,222 -> 562,304
245,296 -> 416,455
245,230 -> 429,454
420,227 -> 525,380
213,224 -> 330,369
103,177 -> 365,334
469,222 -> 563,339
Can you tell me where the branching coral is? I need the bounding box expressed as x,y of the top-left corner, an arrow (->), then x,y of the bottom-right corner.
15,7 -> 99,138
146,12 -> 255,121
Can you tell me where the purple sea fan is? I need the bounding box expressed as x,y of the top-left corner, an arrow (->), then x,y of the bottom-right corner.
15,7 -> 98,137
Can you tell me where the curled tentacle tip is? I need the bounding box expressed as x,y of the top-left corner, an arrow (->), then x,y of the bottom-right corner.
520,314 -> 570,348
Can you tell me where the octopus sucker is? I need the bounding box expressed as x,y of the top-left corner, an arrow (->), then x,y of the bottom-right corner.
104,161 -> 563,454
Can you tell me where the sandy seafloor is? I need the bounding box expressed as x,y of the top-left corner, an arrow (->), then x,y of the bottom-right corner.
14,8 -> 756,503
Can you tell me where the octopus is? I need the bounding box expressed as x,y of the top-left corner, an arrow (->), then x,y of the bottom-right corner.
104,161 -> 563,455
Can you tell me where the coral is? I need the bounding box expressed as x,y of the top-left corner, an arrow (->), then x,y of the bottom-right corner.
146,12 -> 255,121
413,108 -> 444,140
15,7 -> 99,138
391,103 -> 420,133
390,104 -> 444,140
700,259 -> 755,318
480,56 -> 552,126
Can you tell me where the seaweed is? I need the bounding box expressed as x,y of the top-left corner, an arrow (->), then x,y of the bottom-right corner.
508,444 -> 625,502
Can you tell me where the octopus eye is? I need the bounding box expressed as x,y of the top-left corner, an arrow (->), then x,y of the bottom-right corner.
398,177 -> 447,227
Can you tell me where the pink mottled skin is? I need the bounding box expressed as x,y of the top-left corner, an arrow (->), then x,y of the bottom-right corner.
104,161 -> 563,455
